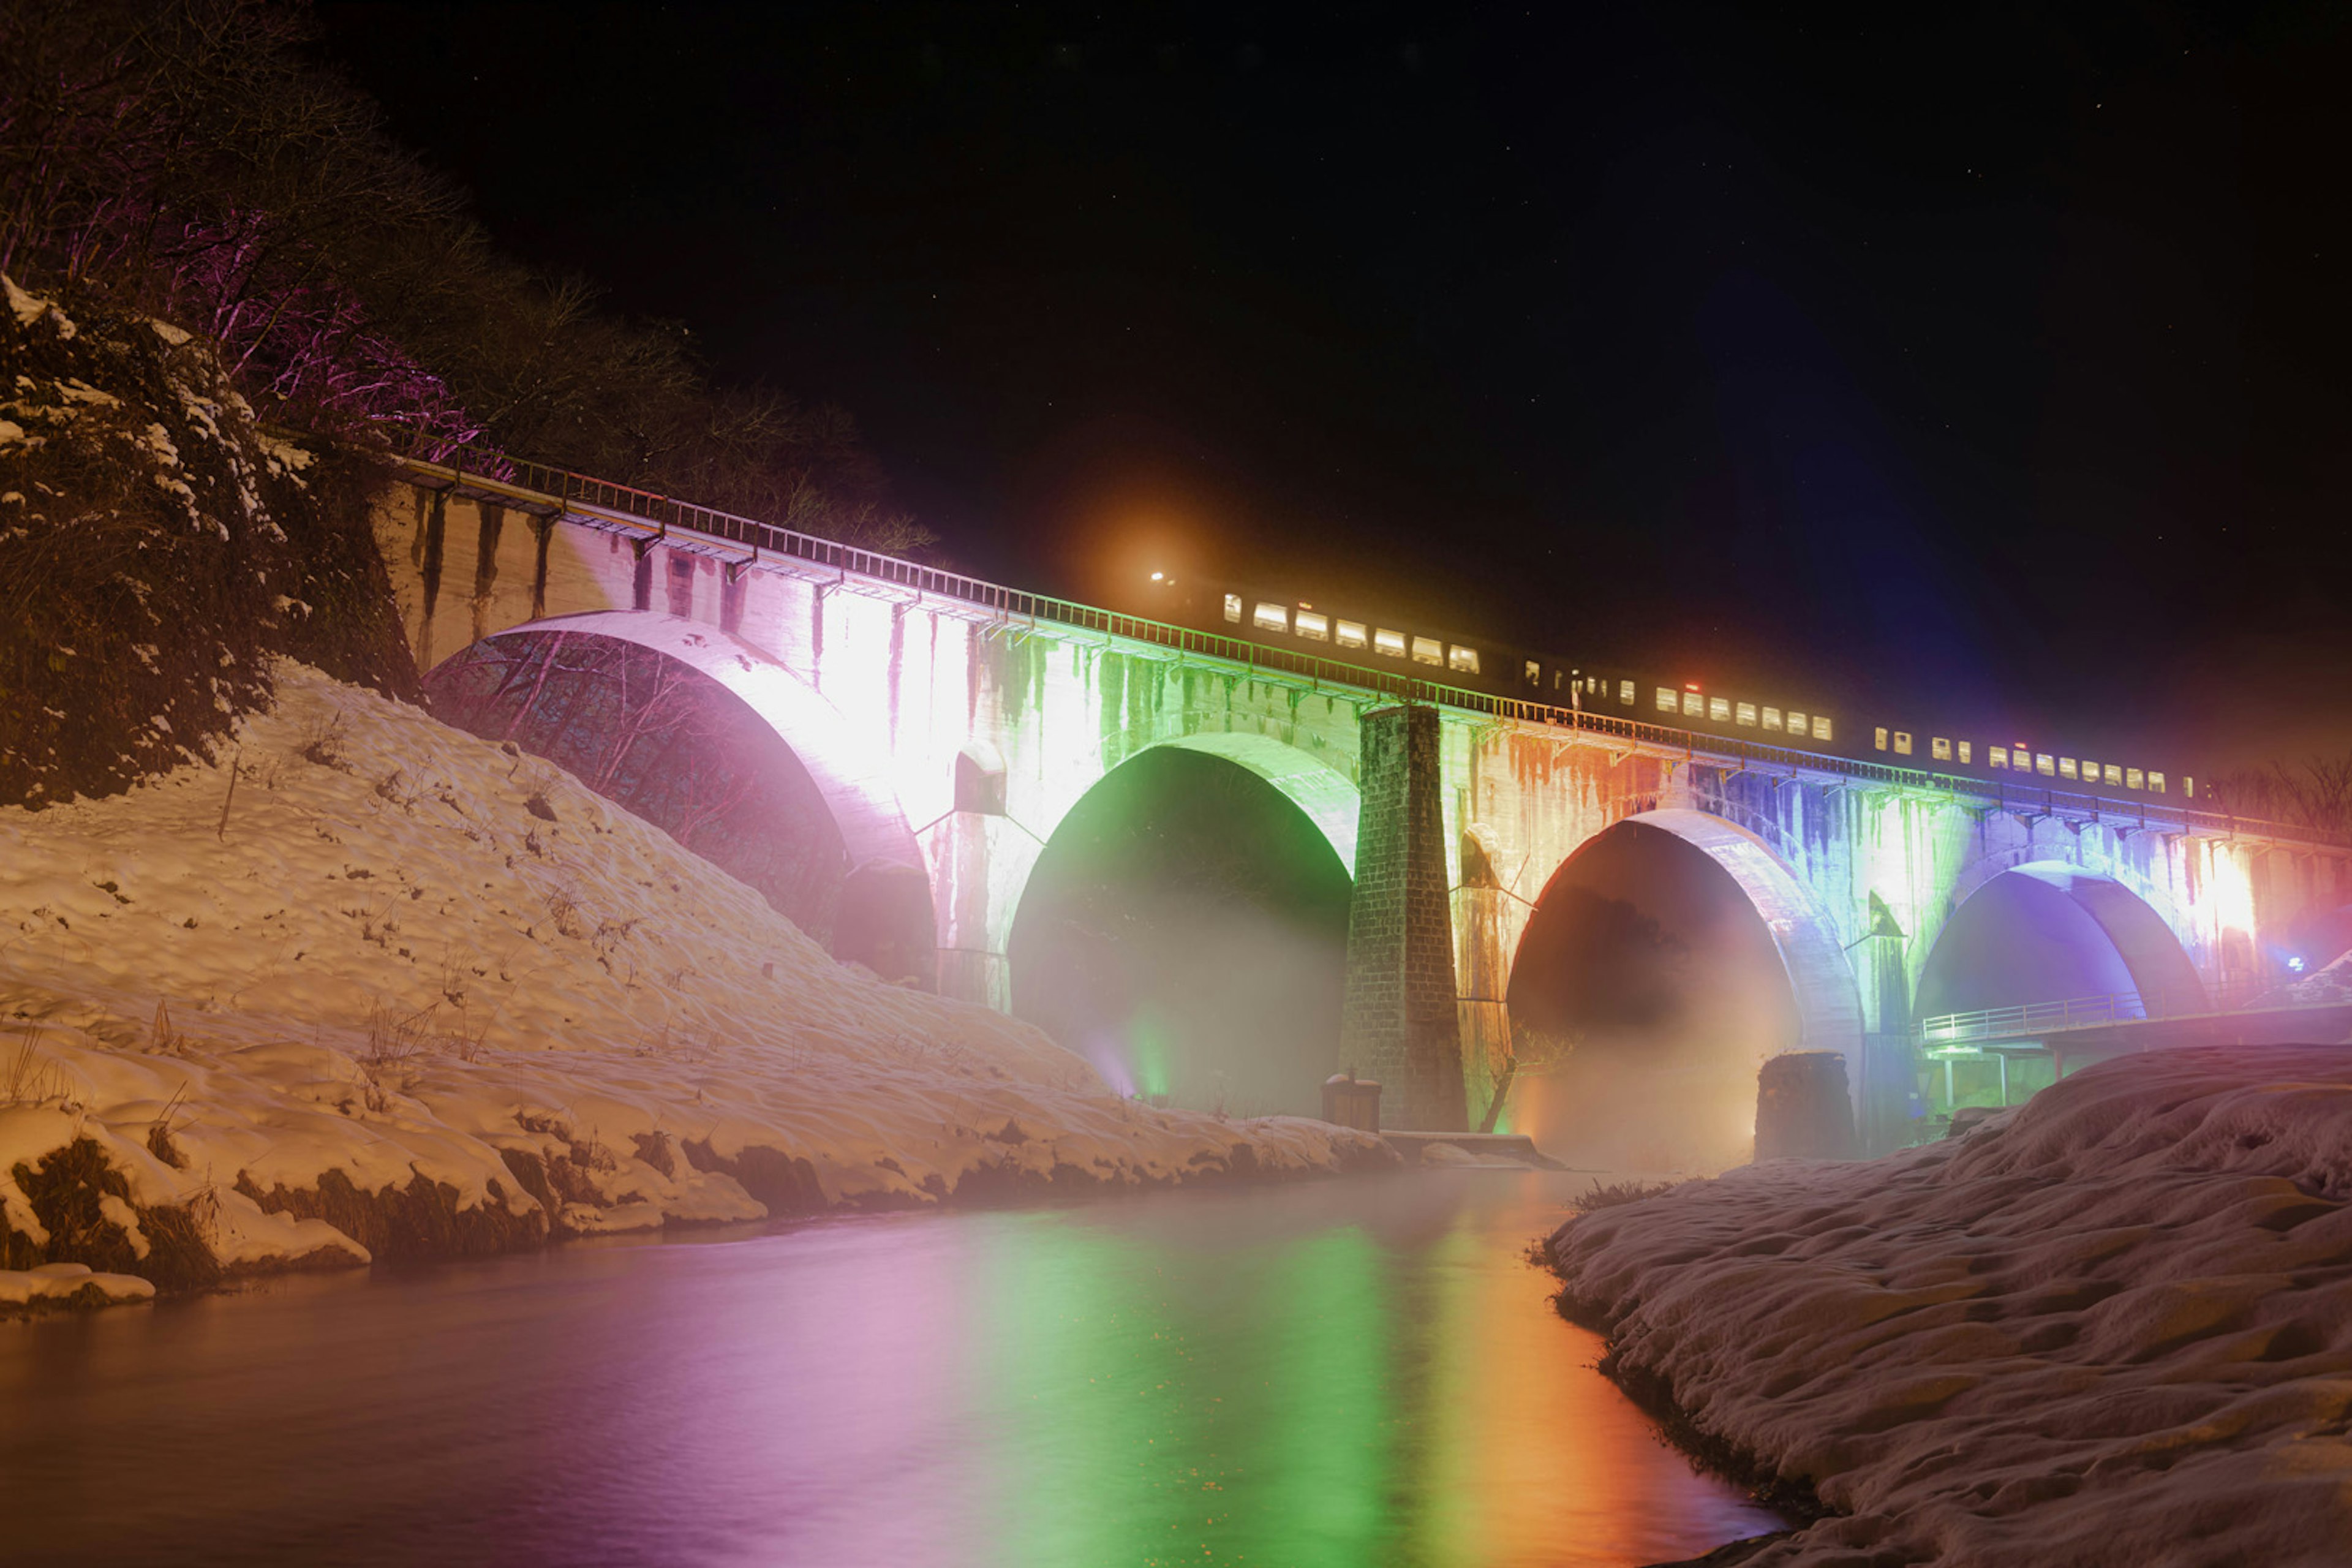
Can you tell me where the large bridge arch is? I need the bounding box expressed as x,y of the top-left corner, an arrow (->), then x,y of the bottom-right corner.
1139,730 -> 1360,872
1004,733 -> 1359,1114
1917,861 -> 2207,1022
424,610 -> 935,981
1502,807 -> 1863,1169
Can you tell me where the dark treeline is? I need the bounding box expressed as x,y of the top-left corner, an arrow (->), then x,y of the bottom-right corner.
0,0 -> 924,551
2209,755 -> 2352,840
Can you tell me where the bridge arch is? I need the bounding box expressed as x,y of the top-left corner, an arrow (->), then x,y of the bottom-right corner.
1139,730 -> 1360,872
1503,807 -> 1862,1170
423,609 -> 934,982
1916,861 -> 2206,1023
1005,734 -> 1358,1114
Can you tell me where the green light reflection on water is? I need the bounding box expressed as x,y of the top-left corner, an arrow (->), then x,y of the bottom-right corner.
959,1179 -> 1782,1567
974,1212 -> 1394,1567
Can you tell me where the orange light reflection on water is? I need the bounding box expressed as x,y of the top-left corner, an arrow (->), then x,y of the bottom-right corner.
1414,1187 -> 1756,1567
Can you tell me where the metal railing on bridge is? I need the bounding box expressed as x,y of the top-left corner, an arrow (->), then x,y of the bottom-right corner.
1918,976 -> 2313,1047
372,431 -> 2348,850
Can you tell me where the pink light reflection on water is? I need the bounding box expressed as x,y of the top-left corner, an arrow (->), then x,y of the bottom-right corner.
0,1175 -> 1782,1566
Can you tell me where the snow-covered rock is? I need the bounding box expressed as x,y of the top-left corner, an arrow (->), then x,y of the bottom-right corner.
0,663 -> 1390,1290
0,1262 -> 154,1315
0,273 -> 416,813
1544,1044 -> 2352,1566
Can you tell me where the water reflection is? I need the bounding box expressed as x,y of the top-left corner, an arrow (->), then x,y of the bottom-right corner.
0,1171 -> 1776,1566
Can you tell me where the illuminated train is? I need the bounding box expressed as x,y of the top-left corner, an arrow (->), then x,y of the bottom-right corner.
1149,576 -> 2199,803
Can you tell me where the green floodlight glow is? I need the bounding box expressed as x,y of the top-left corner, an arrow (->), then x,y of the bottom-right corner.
1127,1005 -> 1171,1101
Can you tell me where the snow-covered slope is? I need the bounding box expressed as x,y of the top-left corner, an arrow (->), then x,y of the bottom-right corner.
0,663 -> 1389,1302
1544,1045 -> 2352,1567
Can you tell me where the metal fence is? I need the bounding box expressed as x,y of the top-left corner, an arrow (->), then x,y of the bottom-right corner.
1918,977 -> 2305,1047
377,432 -> 2347,851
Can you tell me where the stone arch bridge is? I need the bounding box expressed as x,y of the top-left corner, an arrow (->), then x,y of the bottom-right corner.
371,454 -> 2352,1149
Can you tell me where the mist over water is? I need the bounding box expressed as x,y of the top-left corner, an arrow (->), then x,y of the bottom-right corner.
1011,748 -> 1350,1118
1508,821 -> 1800,1172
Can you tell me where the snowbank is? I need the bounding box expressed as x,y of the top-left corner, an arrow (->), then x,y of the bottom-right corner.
1544,1045 -> 2352,1566
1,663 -> 1390,1292
0,1262 -> 154,1315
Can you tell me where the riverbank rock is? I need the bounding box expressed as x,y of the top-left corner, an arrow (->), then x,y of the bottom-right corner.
1544,1045 -> 2352,1567
0,1263 -> 155,1316
1752,1050 -> 1854,1160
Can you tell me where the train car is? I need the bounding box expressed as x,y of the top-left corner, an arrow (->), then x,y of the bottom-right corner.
1140,573 -> 2198,805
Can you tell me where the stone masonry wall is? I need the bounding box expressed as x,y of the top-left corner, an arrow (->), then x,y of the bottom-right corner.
1341,705 -> 1468,1131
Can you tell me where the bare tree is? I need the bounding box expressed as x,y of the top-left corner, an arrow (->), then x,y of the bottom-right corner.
1479,1020 -> 1580,1135
2208,753 -> 2352,837
0,0 -> 929,551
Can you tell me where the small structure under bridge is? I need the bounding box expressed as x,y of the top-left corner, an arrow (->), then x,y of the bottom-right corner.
1918,976 -> 2352,1118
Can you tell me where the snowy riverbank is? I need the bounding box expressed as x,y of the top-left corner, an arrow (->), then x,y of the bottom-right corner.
1545,1044 -> 2352,1566
0,663 -> 1390,1306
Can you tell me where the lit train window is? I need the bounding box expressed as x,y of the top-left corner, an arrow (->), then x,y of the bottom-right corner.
1619,680 -> 1635,706
1448,644 -> 1480,674
1525,660 -> 1540,685
2036,753 -> 2055,777
1336,620 -> 1368,650
1785,710 -> 1806,736
1874,726 -> 1889,751
1708,696 -> 1730,722
2059,758 -> 2078,780
1763,707 -> 1784,731
1683,692 -> 1705,717
1294,609 -> 1329,641
1931,737 -> 1952,761
1736,702 -> 1757,726
1812,717 -> 1832,742
1374,628 -> 1407,658
1991,747 -> 2008,769
1893,731 -> 1913,756
1224,594 -> 1243,624
2183,775 -> 2194,797
1657,687 -> 1678,712
2082,758 -> 2098,782
1411,635 -> 1444,666
2126,767 -> 2144,790
1958,741 -> 1972,764
1254,602 -> 1289,633
2103,764 -> 2122,786
2149,772 -> 2165,793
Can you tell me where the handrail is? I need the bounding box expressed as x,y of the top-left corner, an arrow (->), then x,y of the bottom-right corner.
369,431 -> 2350,851
1918,977 -> 2323,1046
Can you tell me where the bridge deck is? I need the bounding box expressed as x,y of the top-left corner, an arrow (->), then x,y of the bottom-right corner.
385,444 -> 2343,851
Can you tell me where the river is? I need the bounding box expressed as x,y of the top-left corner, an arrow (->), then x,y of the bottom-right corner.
0,1169 -> 1778,1566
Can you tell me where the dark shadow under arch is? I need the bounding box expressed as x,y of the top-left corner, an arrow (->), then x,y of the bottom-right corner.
1503,810 -> 1858,1171
1008,745 -> 1352,1115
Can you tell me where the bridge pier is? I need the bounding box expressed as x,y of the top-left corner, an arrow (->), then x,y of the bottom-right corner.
1341,704 -> 1469,1131
921,808 -> 1038,1011
1452,824 -> 1517,1132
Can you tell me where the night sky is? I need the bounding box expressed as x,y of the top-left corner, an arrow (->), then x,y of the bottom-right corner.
316,2 -> 2348,771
